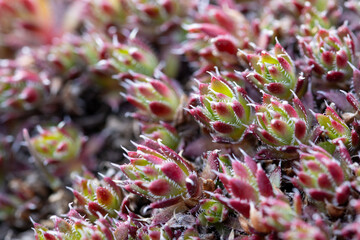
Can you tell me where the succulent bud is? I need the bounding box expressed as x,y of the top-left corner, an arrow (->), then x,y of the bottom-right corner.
299,27 -> 357,84
0,67 -> 49,119
244,43 -> 299,99
26,123 -> 82,165
119,139 -> 201,208
108,38 -> 159,77
24,123 -> 84,180
70,174 -> 123,220
254,94 -> 309,146
182,5 -> 252,69
316,106 -> 357,147
189,74 -> 253,143
140,122 -> 180,150
198,198 -> 228,224
122,73 -> 181,122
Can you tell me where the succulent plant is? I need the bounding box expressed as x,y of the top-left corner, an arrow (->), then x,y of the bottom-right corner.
37,34 -> 99,78
0,66 -> 49,119
189,73 -> 253,143
23,123 -> 85,188
34,209 -> 120,240
25,123 -> 83,166
268,0 -> 339,36
118,138 -> 201,208
257,8 -> 297,46
69,173 -> 123,221
182,4 -> 250,68
248,196 -> 298,233
213,152 -> 305,234
214,152 -> 275,218
243,43 -> 302,100
299,3 -> 333,36
254,93 -> 310,147
299,26 -> 358,85
1,0 -> 360,239
31,33 -> 160,109
41,33 -> 158,79
295,144 -> 352,208
316,106 -> 359,148
106,38 -> 159,77
122,73 -> 181,122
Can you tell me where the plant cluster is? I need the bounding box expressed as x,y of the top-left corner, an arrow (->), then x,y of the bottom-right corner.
1,0 -> 360,239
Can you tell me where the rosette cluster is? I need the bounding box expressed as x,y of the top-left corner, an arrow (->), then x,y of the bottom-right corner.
34,209 -> 120,240
299,27 -> 357,84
